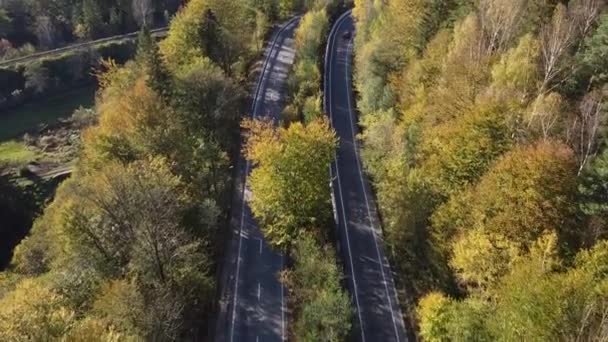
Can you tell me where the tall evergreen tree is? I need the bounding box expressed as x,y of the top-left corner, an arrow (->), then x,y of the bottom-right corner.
136,26 -> 172,101
200,9 -> 222,69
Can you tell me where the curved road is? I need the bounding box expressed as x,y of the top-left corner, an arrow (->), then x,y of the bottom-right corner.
325,12 -> 409,342
214,17 -> 300,342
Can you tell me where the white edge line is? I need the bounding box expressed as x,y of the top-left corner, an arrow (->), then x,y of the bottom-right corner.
229,16 -> 300,342
344,38 -> 403,342
281,255 -> 286,342
257,282 -> 261,301
325,10 -> 367,342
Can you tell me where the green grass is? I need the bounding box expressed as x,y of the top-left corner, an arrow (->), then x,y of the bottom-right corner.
0,86 -> 95,142
0,141 -> 39,164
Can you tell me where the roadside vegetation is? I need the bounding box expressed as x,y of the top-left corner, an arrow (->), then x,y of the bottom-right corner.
353,0 -> 608,339
284,7 -> 328,123
244,2 -> 353,340
0,0 -> 282,339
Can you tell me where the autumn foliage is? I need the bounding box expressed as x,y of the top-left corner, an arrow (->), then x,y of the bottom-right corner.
353,0 -> 608,338
0,0 -> 271,338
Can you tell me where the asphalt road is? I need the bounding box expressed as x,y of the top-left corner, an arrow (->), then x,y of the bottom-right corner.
214,17 -> 300,342
325,12 -> 409,342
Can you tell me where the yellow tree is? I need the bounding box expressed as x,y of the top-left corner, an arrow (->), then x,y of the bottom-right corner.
160,0 -> 260,74
159,0 -> 210,72
0,278 -> 75,340
490,33 -> 540,102
243,117 -> 337,249
433,142 -> 578,290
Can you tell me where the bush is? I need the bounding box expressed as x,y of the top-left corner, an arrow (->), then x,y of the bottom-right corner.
71,107 -> 98,129
0,67 -> 25,101
287,8 -> 329,122
24,63 -> 50,94
39,135 -> 58,150
22,133 -> 35,146
17,166 -> 32,177
288,234 -> 352,341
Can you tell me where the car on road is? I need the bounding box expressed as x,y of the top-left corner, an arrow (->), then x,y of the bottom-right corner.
342,30 -> 351,40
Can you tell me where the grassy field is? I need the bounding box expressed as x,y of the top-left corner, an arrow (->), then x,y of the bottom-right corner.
0,86 -> 95,142
0,141 -> 39,165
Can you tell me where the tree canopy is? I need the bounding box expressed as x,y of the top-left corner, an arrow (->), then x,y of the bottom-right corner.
0,1 -> 262,337
353,0 -> 608,336
243,117 -> 337,250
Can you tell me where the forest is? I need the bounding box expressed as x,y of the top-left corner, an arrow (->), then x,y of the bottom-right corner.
4,0 -> 607,339
0,0 -> 265,339
353,0 -> 608,339
0,0 -> 352,340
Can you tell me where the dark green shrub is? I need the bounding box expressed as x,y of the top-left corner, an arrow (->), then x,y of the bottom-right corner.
0,67 -> 25,100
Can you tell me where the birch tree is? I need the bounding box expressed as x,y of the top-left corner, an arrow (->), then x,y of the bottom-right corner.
478,0 -> 526,53
569,0 -> 605,37
540,4 -> 576,93
568,90 -> 606,173
132,0 -> 153,28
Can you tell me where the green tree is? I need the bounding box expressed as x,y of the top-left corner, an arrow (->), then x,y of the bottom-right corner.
136,26 -> 172,100
200,9 -> 221,65
491,253 -> 608,341
159,0 -> 260,75
243,117 -> 337,250
570,13 -> 608,94
0,9 -> 12,37
287,8 -> 329,122
418,240 -> 608,341
279,0 -> 302,18
172,61 -> 244,147
419,103 -> 513,200
159,0 -> 210,72
417,292 -> 453,341
353,0 -> 417,116
90,279 -> 146,337
65,317 -> 138,341
62,158 -> 215,338
579,145 -> 608,242
294,9 -> 328,62
491,33 -> 540,101
417,292 -> 493,342
391,29 -> 452,112
288,234 -> 352,341
75,0 -> 105,39
250,0 -> 278,20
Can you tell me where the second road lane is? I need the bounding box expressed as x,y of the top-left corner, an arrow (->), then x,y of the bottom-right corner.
325,11 -> 409,342
215,17 -> 300,342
